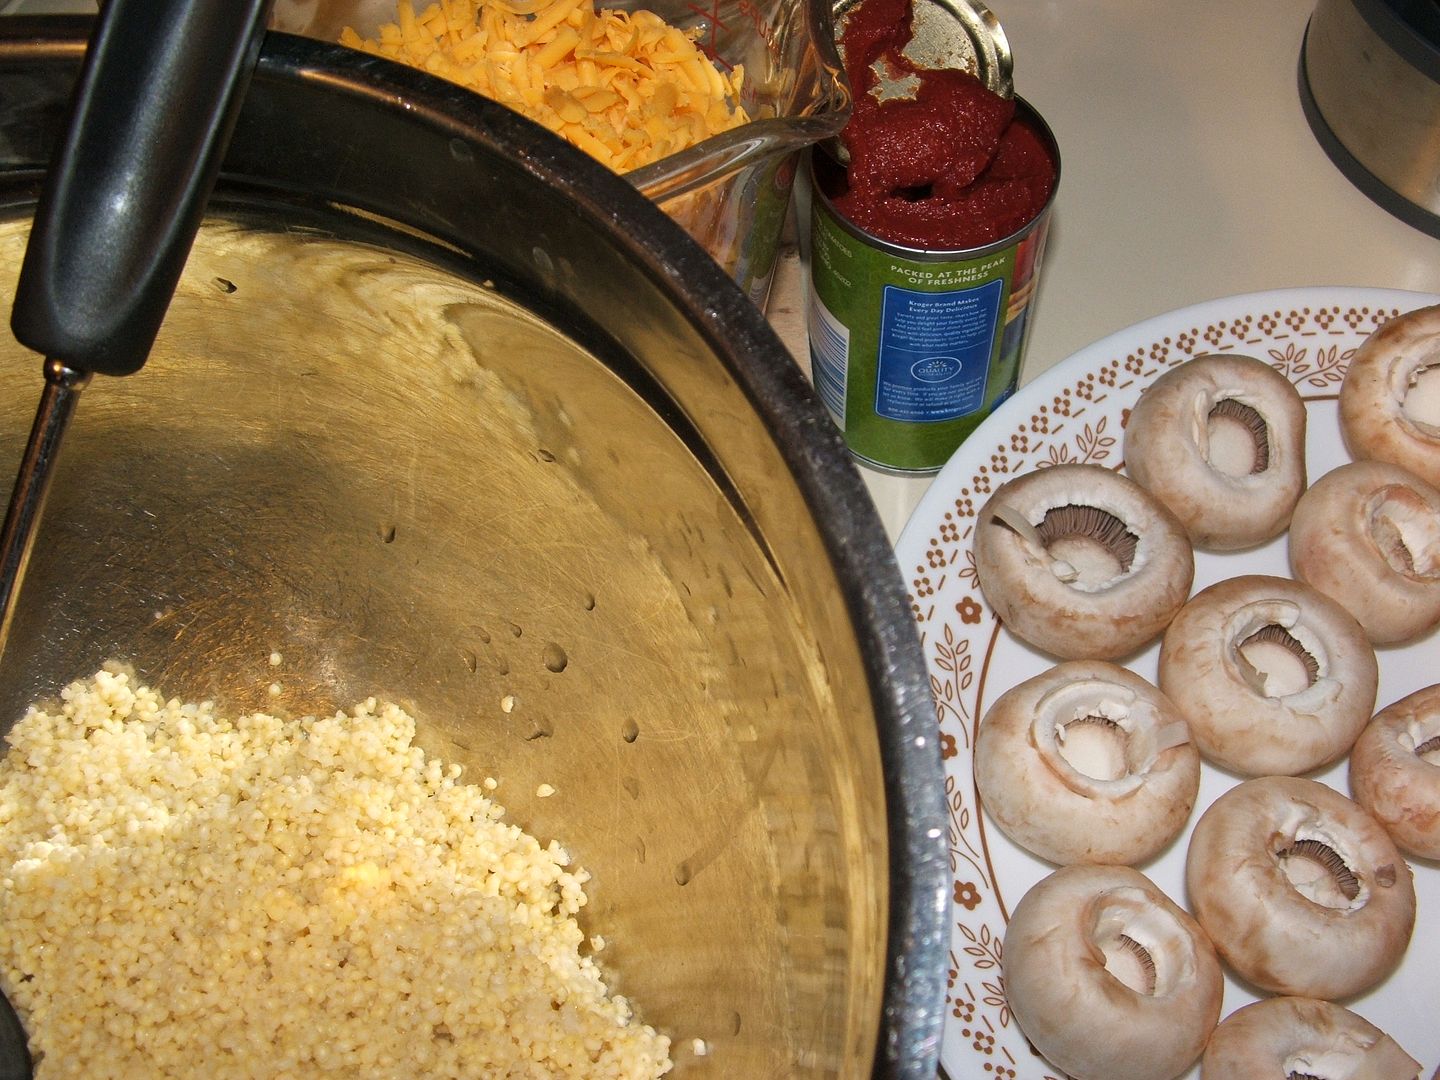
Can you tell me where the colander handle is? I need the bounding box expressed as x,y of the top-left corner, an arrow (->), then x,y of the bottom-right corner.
9,0 -> 274,377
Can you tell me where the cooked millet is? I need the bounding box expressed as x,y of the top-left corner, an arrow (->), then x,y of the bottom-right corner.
0,668 -> 671,1079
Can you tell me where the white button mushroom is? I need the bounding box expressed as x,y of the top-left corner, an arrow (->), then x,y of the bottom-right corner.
1157,574 -> 1378,777
973,463 -> 1195,660
1185,776 -> 1416,1000
1124,353 -> 1307,550
974,660 -> 1200,865
1340,303 -> 1440,491
1202,996 -> 1421,1080
1288,460 -> 1440,645
1002,863 -> 1223,1080
1350,683 -> 1440,861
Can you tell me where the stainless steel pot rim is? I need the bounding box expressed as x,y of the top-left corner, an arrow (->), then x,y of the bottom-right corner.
1342,0 -> 1440,81
1297,13 -> 1440,240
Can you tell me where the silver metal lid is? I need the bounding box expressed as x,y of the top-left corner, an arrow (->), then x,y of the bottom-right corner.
834,0 -> 1014,100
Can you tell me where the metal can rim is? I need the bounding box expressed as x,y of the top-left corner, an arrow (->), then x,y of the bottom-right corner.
832,0 -> 1015,99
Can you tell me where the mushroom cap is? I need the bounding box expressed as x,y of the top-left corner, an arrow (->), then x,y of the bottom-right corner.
1157,574 -> 1378,776
1185,776 -> 1416,999
1124,353 -> 1307,550
1202,996 -> 1421,1080
1350,682 -> 1440,861
1288,460 -> 1440,645
973,463 -> 1195,660
1002,863 -> 1223,1080
975,660 -> 1200,865
1340,303 -> 1440,491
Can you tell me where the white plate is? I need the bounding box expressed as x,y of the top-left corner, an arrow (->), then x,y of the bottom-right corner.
895,286 -> 1440,1080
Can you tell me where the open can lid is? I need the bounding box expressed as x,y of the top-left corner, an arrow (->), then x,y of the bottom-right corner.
833,0 -> 1014,99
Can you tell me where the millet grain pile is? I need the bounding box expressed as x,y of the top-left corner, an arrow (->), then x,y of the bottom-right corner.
0,668 -> 671,1079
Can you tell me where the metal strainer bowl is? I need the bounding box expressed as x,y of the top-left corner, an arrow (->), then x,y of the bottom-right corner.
0,19 -> 946,1078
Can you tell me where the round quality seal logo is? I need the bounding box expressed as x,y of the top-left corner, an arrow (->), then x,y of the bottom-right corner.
911,356 -> 963,384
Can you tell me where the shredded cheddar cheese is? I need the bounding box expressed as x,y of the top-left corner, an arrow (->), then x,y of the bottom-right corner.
340,0 -> 751,172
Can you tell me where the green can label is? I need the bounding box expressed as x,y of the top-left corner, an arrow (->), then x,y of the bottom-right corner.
807,178 -> 1050,474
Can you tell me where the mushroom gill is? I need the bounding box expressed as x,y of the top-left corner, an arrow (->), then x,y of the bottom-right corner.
1414,730 -> 1440,764
1275,837 -> 1361,908
1366,487 -> 1440,579
1206,397 -> 1270,476
1091,897 -> 1191,1000
1236,623 -> 1320,698
1103,933 -> 1158,996
1055,715 -> 1130,782
1034,504 -> 1139,584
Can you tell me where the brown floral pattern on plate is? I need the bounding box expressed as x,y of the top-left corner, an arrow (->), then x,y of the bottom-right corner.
895,290 -> 1437,1080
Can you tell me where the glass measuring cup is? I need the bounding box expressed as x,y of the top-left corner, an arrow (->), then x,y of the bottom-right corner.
270,0 -> 851,305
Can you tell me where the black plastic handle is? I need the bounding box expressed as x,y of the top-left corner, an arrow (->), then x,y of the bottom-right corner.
10,0 -> 273,377
0,981 -> 27,1080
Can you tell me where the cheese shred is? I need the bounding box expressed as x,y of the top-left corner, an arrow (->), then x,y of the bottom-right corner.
340,0 -> 751,171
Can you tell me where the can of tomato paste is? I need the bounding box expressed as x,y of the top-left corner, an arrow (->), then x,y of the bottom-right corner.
805,0 -> 1059,474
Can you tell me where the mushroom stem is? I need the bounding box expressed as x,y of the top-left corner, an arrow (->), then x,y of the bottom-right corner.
989,500 -> 1043,549
988,500 -> 1083,583
1149,720 -> 1192,756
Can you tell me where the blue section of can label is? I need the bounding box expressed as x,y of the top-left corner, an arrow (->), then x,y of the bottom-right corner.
874,279 -> 1003,423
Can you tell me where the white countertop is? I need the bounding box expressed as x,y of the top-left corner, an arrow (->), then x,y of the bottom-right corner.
765,0 -> 1440,540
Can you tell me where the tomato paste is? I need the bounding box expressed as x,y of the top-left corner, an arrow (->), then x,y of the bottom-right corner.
820,0 -> 1057,250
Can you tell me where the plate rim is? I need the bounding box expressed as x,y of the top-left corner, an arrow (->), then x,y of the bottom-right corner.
897,284 -> 1439,555
896,284 -> 1440,1080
